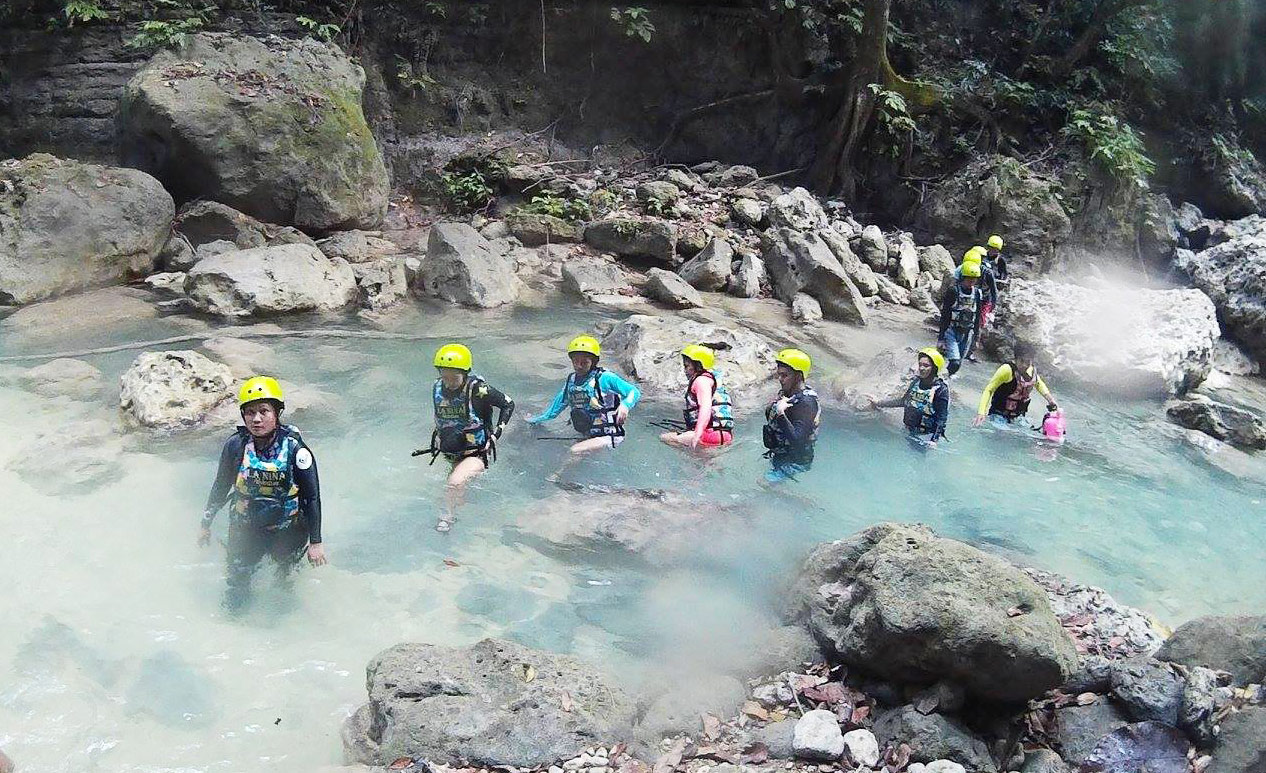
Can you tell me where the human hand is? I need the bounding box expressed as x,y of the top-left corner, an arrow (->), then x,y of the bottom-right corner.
774,397 -> 791,416
615,405 -> 630,426
197,526 -> 211,548
690,433 -> 701,449
864,395 -> 879,411
307,543 -> 328,567
972,414 -> 987,427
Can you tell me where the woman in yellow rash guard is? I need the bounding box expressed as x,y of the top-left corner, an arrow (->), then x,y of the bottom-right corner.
972,342 -> 1058,427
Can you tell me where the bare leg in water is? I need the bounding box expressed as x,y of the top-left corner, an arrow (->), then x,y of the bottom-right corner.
548,436 -> 617,483
438,455 -> 486,532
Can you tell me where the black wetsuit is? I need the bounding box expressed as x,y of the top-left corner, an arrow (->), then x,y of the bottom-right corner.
763,386 -> 821,469
202,425 -> 321,612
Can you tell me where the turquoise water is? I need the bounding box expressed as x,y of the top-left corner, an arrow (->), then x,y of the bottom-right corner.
1,298 -> 1264,772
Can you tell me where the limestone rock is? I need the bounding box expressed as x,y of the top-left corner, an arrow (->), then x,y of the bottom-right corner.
731,198 -> 765,228
636,181 -> 681,214
316,230 -> 395,263
768,187 -> 830,232
842,728 -> 879,767
119,350 -> 233,429
786,523 -> 1077,703
644,268 -> 704,309
1109,658 -> 1185,726
176,200 -> 314,253
352,257 -> 408,310
762,228 -> 867,325
792,293 -> 823,324
200,336 -> 276,380
1021,749 -> 1071,773
728,252 -> 765,298
603,314 -> 775,397
893,234 -> 922,289
16,358 -> 104,400
584,218 -> 677,266
1166,394 -> 1266,450
419,223 -> 520,308
982,278 -> 1220,396
918,244 -> 957,284
819,228 -> 879,297
507,211 -> 583,247
855,225 -> 889,272
792,709 -> 844,761
751,720 -> 796,759
186,244 -> 357,316
8,418 -> 124,494
342,638 -> 635,767
1175,219 -> 1266,364
636,673 -> 746,741
1157,615 -> 1266,686
679,239 -> 733,291
0,153 -> 172,304
1211,339 -> 1260,375
718,165 -> 759,187
875,274 -> 911,305
120,33 -> 388,230
872,705 -> 996,772
561,261 -> 630,301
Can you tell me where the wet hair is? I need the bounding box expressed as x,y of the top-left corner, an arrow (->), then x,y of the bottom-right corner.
1014,342 -> 1036,362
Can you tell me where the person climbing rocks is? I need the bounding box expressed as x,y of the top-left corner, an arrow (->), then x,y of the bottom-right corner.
953,246 -> 998,362
762,348 -> 820,482
528,335 -> 641,466
198,376 -> 325,614
867,347 -> 950,448
660,344 -> 735,449
425,343 -> 515,533
972,342 -> 1058,428
985,233 -> 1009,282
938,258 -> 984,376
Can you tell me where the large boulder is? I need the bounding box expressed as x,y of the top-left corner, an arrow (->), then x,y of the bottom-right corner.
602,314 -> 775,400
1165,395 -> 1266,450
507,211 -> 582,247
728,251 -> 766,298
16,358 -> 104,400
761,228 -> 868,325
119,33 -> 389,231
185,243 -> 357,316
8,418 -> 125,495
1175,219 -> 1266,364
1206,707 -> 1266,773
644,268 -> 704,309
584,218 -> 677,266
919,154 -> 1072,273
679,238 -> 733,291
892,234 -> 922,289
819,228 -> 879,297
0,154 -> 173,304
419,223 -> 520,308
561,260 -> 631,301
119,350 -> 233,429
872,706 -> 996,772
342,638 -> 635,767
1180,133 -> 1266,220
768,187 -> 830,232
352,257 -> 408,310
786,523 -> 1078,703
982,278 -> 1220,396
174,200 -> 314,253
1157,615 -> 1266,686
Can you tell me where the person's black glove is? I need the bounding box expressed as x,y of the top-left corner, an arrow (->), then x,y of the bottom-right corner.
1047,402 -> 1058,412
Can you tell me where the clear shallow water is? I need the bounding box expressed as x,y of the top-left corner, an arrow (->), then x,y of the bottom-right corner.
1,300 -> 1264,772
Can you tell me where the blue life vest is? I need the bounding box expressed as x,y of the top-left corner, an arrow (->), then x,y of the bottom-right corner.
232,429 -> 301,530
684,371 -> 735,432
903,377 -> 947,435
566,367 -> 622,438
433,375 -> 488,455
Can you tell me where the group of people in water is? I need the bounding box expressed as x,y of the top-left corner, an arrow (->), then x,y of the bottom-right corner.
197,232 -> 1067,612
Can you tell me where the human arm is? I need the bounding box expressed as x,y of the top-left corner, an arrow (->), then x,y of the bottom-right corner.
929,384 -> 950,442
473,382 -> 515,437
527,381 -> 568,424
973,364 -> 1014,425
599,371 -> 641,424
690,376 -> 714,446
199,434 -> 244,544
983,269 -> 998,305
291,442 -> 326,565
774,394 -> 818,446
938,291 -> 954,336
1035,376 -> 1056,409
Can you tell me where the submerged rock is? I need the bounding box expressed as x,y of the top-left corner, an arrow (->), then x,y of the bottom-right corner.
125,650 -> 218,728
786,523 -> 1077,703
120,33 -> 389,230
9,417 -> 124,495
0,153 -> 172,304
983,278 -> 1219,396
636,673 -> 746,742
119,350 -> 233,429
602,314 -> 775,399
342,638 -> 635,767
1165,394 -> 1266,450
419,223 -> 521,308
16,358 -> 104,400
186,244 -> 357,316
1157,615 -> 1266,686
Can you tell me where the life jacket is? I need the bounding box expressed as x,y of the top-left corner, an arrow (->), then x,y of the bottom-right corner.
950,282 -> 980,331
683,371 -> 735,432
231,427 -> 302,530
763,386 -> 820,456
902,377 -> 948,435
990,363 -> 1037,420
433,375 -> 488,456
566,367 -> 622,438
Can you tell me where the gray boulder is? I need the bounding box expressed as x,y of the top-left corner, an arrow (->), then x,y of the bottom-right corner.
728,251 -> 765,298
1021,749 -> 1071,773
793,709 -> 845,761
768,187 -> 830,232
875,274 -> 911,305
1179,665 -> 1233,746
16,358 -> 104,400
679,238 -> 733,291
1206,707 -> 1266,773
176,200 -> 314,252
761,228 -> 868,325
0,153 -> 172,304
1157,615 -> 1266,685
120,33 -> 388,231
1184,133 -> 1266,219
819,228 -> 879,297
352,257 -> 407,310
983,278 -> 1220,396
342,638 -> 635,767
507,211 -> 582,247
644,268 -> 704,309
119,350 -> 234,430
8,418 -> 124,495
186,244 -> 357,316
1165,395 -> 1266,450
918,244 -> 957,285
792,292 -> 823,324
1175,219 -> 1266,364
731,198 -> 765,228
602,313 -> 775,397
316,230 -> 395,263
751,720 -> 796,759
855,225 -> 889,272
584,218 -> 677,266
636,181 -> 681,214
636,673 -> 746,741
419,223 -> 520,308
1052,702 -> 1131,765
786,523 -> 1077,703
1109,658 -> 1185,726
892,234 -> 922,289
718,165 -> 759,187
872,705 -> 996,772
561,261 -> 630,301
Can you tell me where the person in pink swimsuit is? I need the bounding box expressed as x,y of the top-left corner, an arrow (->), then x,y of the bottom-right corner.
660,344 -> 735,449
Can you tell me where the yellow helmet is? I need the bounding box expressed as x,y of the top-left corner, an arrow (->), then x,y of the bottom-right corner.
680,344 -> 716,370
567,335 -> 602,359
917,346 -> 947,374
434,343 -> 473,371
238,376 -> 284,408
775,348 -> 811,377
960,260 -> 982,278
963,247 -> 984,263
987,234 -> 1004,250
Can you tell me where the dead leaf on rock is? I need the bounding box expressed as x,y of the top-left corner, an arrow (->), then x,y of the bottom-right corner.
850,705 -> 870,724
702,713 -> 721,739
1007,606 -> 1025,617
742,701 -> 770,721
802,681 -> 847,705
653,738 -> 688,773
389,758 -> 415,770
1077,692 -> 1098,706
740,742 -> 770,765
521,663 -> 536,683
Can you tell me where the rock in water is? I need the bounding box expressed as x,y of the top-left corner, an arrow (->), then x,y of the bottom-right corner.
761,228 -> 868,325
125,650 -> 218,728
341,638 -> 635,767
186,244 -> 357,316
644,268 -> 704,309
1175,218 -> 1266,365
9,418 -> 124,495
0,153 -> 172,304
1165,395 -> 1266,450
982,278 -> 1219,396
785,523 -> 1077,703
120,33 -> 389,231
119,350 -> 233,429
16,358 -> 104,400
602,314 -> 775,398
1156,615 -> 1266,686
419,223 -> 520,308
792,709 -> 845,761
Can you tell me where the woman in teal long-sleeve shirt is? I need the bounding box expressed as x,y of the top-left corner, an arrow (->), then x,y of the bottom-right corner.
527,335 -> 641,458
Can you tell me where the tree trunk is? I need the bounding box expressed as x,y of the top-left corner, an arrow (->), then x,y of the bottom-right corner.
1051,0 -> 1152,77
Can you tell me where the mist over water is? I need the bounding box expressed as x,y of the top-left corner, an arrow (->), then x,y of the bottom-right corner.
2,302 -> 1264,772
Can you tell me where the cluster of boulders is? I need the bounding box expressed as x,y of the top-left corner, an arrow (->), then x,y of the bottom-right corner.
343,523 -> 1266,773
